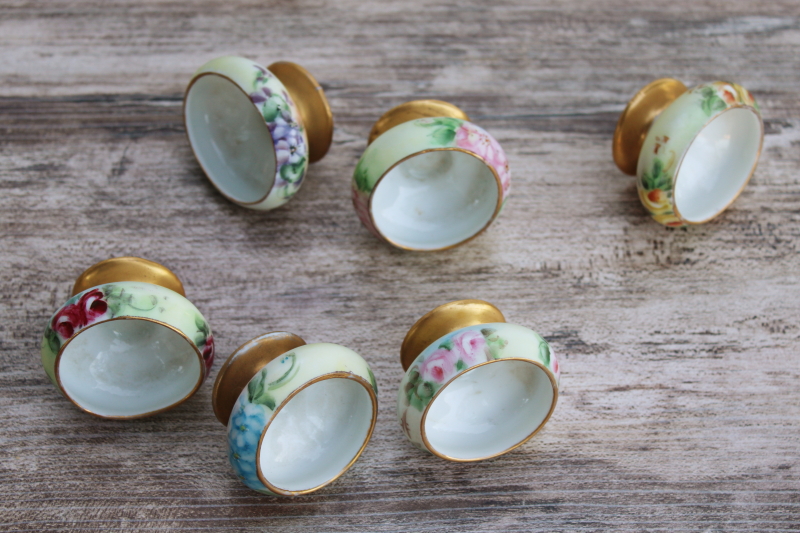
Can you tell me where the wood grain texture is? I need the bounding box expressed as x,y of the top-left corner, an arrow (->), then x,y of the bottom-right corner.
1,0 -> 799,531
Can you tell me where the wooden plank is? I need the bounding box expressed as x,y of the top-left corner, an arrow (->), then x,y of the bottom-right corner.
0,0 -> 798,531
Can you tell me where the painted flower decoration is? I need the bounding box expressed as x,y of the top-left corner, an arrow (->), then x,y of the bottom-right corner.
419,348 -> 458,384
228,402 -> 268,487
404,328 -> 508,411
51,288 -> 111,340
52,304 -> 84,340
638,186 -> 671,215
270,116 -> 307,188
638,154 -> 684,226
454,123 -> 511,196
247,65 -> 308,201
451,330 -> 488,367
202,334 -> 215,373
192,314 -> 214,376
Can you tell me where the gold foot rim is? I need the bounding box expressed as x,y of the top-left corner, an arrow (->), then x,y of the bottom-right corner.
613,78 -> 688,176
72,257 -> 185,297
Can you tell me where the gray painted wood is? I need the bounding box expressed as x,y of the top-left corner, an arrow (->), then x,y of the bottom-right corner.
0,1 -> 798,531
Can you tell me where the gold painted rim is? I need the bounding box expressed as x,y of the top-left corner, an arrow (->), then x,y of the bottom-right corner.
183,71 -> 277,207
419,357 -> 559,462
71,257 -> 185,297
367,148 -> 504,252
613,78 -> 688,176
671,104 -> 764,225
54,316 -> 205,420
212,331 -> 307,426
255,372 -> 378,496
268,61 -> 333,163
400,299 -> 505,371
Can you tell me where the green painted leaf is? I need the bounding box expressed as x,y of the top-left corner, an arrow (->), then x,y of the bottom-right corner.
45,328 -> 60,354
417,381 -> 435,401
642,158 -> 672,192
247,371 -> 266,404
252,391 -> 276,410
280,160 -> 305,184
539,341 -> 551,365
439,339 -> 454,351
485,332 -> 509,360
367,366 -> 378,393
481,328 -> 497,338
353,160 -> 372,193
700,90 -> 726,116
267,353 -> 297,390
261,95 -> 288,122
408,393 -> 424,411
194,315 -> 208,334
426,117 -> 462,130
455,359 -> 467,372
430,127 -> 456,145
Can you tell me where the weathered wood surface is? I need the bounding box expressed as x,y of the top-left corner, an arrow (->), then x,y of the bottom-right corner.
1,1 -> 799,531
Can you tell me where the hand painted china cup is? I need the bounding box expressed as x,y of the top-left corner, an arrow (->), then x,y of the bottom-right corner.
40,257 -> 214,419
184,56 -> 333,210
352,100 -> 511,251
397,300 -> 560,461
212,332 -> 378,496
613,79 -> 763,226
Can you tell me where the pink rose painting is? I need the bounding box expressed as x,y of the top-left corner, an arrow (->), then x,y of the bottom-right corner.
404,327 -> 509,411
419,348 -> 458,384
451,330 -> 488,367
454,123 -> 511,197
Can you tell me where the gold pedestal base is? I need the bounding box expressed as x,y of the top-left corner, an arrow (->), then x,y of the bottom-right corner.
613,78 -> 688,176
72,257 -> 185,297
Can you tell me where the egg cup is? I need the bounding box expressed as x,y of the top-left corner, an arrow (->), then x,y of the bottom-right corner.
397,300 -> 559,461
40,257 -> 214,419
613,79 -> 763,226
212,332 -> 378,496
184,56 -> 333,210
352,100 -> 511,251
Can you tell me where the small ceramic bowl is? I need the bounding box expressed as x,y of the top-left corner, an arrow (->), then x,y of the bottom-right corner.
613,79 -> 763,226
41,257 -> 214,419
212,332 -> 378,496
352,100 -> 511,251
396,300 -> 559,461
184,56 -> 333,210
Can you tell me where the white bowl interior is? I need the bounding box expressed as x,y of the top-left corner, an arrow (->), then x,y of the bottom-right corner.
58,319 -> 202,417
185,74 -> 276,204
674,107 -> 761,223
371,150 -> 499,250
424,359 -> 553,460
259,377 -> 373,493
